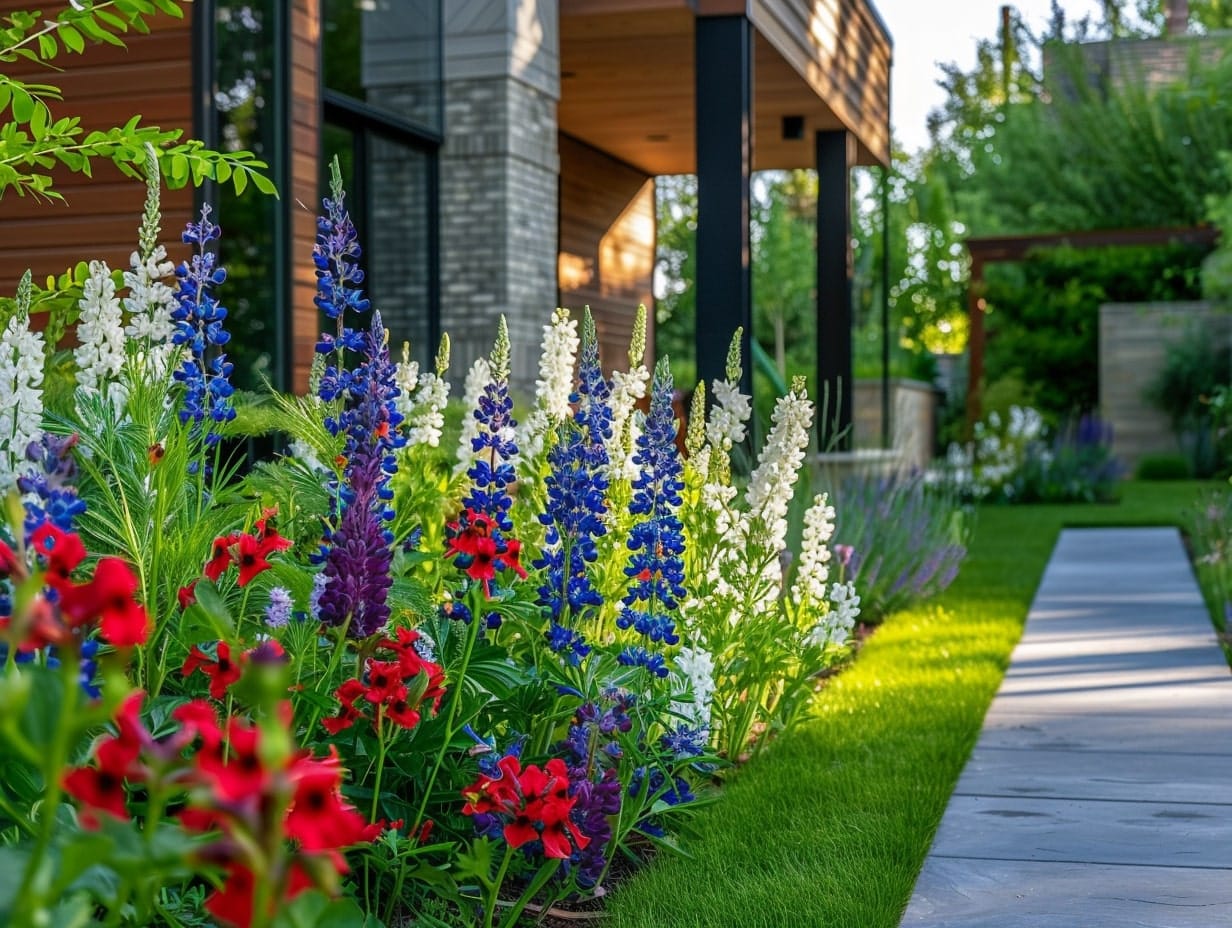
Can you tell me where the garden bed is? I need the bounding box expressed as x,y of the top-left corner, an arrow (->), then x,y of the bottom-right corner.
603,481 -> 1211,928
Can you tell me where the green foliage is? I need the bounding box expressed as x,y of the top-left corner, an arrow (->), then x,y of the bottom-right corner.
1143,320 -> 1231,476
1135,452 -> 1192,479
985,244 -> 1204,417
0,0 -> 276,202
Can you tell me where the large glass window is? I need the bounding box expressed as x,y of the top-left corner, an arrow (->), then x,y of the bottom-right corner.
209,0 -> 286,391
321,0 -> 441,366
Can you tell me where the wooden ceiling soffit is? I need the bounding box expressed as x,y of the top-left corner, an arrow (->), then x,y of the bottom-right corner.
750,0 -> 892,166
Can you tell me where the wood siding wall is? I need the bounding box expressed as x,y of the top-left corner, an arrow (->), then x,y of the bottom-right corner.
0,1 -> 194,293
558,134 -> 655,372
291,0 -> 322,391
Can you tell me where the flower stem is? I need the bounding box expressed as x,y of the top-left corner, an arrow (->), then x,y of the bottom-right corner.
485,844 -> 513,928
13,659 -> 78,926
411,606 -> 480,834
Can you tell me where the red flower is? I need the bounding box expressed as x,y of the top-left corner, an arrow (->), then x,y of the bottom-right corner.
178,580 -> 198,610
254,509 -> 293,556
171,699 -> 223,751
501,537 -> 528,580
58,556 -> 150,647
63,735 -> 139,828
322,634 -> 447,734
203,532 -> 242,582
196,716 -> 270,803
461,755 -> 589,859
284,749 -> 369,863
205,861 -> 313,928
183,642 -> 245,700
361,660 -> 405,706
234,533 -> 273,587
0,539 -> 22,579
321,678 -> 365,734
30,523 -> 86,590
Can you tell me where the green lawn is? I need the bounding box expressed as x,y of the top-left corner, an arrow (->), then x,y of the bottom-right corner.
605,480 -> 1212,928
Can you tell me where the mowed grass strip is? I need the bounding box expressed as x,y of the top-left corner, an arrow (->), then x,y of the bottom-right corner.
604,481 -> 1209,928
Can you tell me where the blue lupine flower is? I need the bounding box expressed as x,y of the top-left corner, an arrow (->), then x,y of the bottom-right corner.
445,318 -> 527,605
77,639 -> 101,698
535,316 -> 611,630
171,205 -> 236,456
616,645 -> 669,678
546,621 -> 590,666
629,767 -> 696,837
615,360 -> 685,664
18,434 -> 85,538
660,723 -> 708,758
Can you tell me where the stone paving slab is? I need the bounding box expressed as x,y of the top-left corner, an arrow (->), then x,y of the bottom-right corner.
900,528 -> 1232,927
920,794 -> 1232,868
978,707 -> 1232,754
953,746 -> 1232,803
903,858 -> 1232,927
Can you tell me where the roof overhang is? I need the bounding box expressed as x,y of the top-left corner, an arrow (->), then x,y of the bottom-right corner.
559,0 -> 892,175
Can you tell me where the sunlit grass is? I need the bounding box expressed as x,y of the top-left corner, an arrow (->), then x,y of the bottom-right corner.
604,481 -> 1210,928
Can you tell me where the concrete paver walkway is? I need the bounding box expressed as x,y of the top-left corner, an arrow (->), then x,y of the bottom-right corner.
901,528 -> 1232,927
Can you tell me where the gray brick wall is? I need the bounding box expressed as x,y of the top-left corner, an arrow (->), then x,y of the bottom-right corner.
440,0 -> 560,400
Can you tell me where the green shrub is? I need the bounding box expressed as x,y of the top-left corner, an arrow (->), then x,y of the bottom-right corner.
984,244 -> 1206,418
1144,322 -> 1232,478
1136,453 -> 1191,481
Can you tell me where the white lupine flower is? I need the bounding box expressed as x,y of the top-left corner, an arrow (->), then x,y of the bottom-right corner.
405,372 -> 450,448
806,580 -> 861,648
122,245 -> 178,379
607,363 -> 650,480
791,493 -> 836,605
517,310 -> 579,466
454,357 -> 491,474
0,312 -> 45,490
706,378 -> 751,452
394,356 -> 421,422
671,646 -> 717,729
532,308 -> 579,423
744,384 -> 814,554
75,260 -> 128,405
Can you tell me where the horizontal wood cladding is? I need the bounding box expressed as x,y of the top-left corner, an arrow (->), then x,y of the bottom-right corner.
0,1 -> 194,294
290,0 -> 321,392
558,134 -> 655,372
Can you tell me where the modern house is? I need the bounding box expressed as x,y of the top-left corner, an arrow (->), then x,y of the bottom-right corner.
0,0 -> 891,418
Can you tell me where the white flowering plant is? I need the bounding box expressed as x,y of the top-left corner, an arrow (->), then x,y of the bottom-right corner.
943,405 -> 1121,504
675,333 -> 859,762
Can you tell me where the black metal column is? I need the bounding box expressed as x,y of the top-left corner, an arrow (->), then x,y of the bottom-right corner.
695,15 -> 753,397
816,129 -> 855,450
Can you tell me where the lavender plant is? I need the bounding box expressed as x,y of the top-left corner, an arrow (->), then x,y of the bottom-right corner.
828,470 -> 970,622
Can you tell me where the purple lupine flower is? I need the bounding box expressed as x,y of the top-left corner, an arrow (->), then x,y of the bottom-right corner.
18,434 -> 85,538
568,768 -> 622,888
615,359 -> 685,659
171,205 -> 235,458
536,313 -> 612,662
315,314 -> 398,640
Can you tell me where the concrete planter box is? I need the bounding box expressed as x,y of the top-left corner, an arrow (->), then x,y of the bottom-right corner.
852,378 -> 940,471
